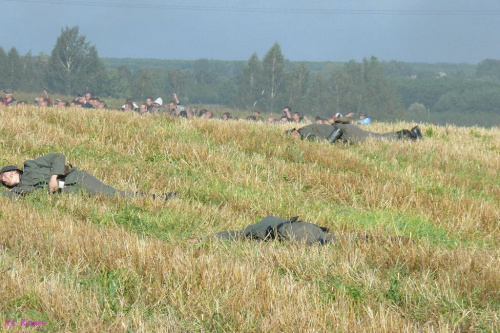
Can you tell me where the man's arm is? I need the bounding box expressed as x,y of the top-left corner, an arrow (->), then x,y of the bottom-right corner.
173,93 -> 180,105
32,153 -> 67,175
32,153 -> 67,192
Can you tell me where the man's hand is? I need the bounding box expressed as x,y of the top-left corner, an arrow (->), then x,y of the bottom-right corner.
48,175 -> 59,193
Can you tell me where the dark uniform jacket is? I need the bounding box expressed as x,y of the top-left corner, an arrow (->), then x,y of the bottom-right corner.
297,123 -> 400,143
214,216 -> 335,245
334,123 -> 399,143
2,153 -> 79,197
297,124 -> 337,141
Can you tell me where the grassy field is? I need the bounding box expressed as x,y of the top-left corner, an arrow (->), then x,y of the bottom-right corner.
0,106 -> 499,332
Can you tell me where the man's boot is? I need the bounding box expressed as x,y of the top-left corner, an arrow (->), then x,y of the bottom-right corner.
327,128 -> 343,143
411,126 -> 423,140
397,129 -> 416,140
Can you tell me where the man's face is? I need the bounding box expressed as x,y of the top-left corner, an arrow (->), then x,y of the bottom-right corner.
146,98 -> 153,106
85,93 -> 92,101
293,113 -> 300,121
283,108 -> 290,114
1,170 -> 21,187
140,105 -> 148,114
5,92 -> 13,99
290,130 -> 301,140
169,102 -> 175,110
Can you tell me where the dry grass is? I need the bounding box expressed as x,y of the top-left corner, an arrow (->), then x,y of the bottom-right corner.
0,106 -> 499,332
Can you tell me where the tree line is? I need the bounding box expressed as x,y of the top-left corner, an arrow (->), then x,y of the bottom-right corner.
1,26 -> 499,126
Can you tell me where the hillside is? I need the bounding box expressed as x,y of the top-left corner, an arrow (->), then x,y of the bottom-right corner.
1,106 -> 499,331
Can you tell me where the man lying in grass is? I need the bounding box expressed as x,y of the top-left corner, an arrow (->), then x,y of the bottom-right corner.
0,152 -> 177,200
188,215 -> 411,246
188,216 -> 336,245
286,123 -> 423,144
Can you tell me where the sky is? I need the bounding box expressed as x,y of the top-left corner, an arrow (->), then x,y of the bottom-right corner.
1,0 -> 499,64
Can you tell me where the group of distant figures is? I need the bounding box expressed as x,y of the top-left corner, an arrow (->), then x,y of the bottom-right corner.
1,89 -> 373,126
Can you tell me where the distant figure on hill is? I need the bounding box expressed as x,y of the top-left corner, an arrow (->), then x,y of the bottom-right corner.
151,98 -> 166,114
283,107 -> 293,122
246,110 -> 263,121
0,153 -> 176,201
286,123 -> 423,143
2,89 -> 17,106
315,116 -> 325,124
168,93 -> 183,116
221,112 -> 232,120
358,113 -> 372,125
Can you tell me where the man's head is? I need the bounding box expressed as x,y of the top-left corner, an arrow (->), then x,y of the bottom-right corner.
123,102 -> 134,112
169,101 -> 176,111
37,97 -> 48,107
89,98 -> 100,107
0,165 -> 22,188
285,128 -> 301,140
3,89 -> 14,99
154,97 -> 163,107
146,97 -> 154,106
85,92 -> 92,102
283,107 -> 291,115
293,112 -> 301,122
56,99 -> 69,108
140,104 -> 148,114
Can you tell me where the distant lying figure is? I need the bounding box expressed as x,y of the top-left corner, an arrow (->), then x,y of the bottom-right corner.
0,153 -> 176,200
286,123 -> 423,144
189,216 -> 336,245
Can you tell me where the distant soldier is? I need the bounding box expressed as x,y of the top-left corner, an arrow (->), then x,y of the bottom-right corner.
189,216 -> 336,245
2,89 -> 17,106
286,123 -> 423,143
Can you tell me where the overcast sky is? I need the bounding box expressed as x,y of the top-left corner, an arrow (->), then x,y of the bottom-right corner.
1,0 -> 499,64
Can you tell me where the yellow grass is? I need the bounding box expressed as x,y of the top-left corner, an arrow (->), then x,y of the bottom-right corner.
0,105 -> 499,332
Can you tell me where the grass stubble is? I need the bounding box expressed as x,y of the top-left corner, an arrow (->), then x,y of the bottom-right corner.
0,106 -> 499,332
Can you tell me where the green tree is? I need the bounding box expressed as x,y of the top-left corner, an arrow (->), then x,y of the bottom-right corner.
0,47 -> 7,88
19,51 -> 45,92
284,63 -> 310,111
130,68 -> 153,101
476,59 -> 500,80
361,57 -> 400,118
237,53 -> 263,110
105,65 -> 131,98
308,73 -> 331,117
6,47 -> 22,90
47,26 -> 106,95
262,43 -> 286,112
165,68 -> 187,98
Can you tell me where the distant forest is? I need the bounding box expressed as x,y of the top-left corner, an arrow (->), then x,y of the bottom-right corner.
1,26 -> 499,127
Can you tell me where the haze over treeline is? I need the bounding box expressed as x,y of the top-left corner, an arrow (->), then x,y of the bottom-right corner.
1,26 -> 499,127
